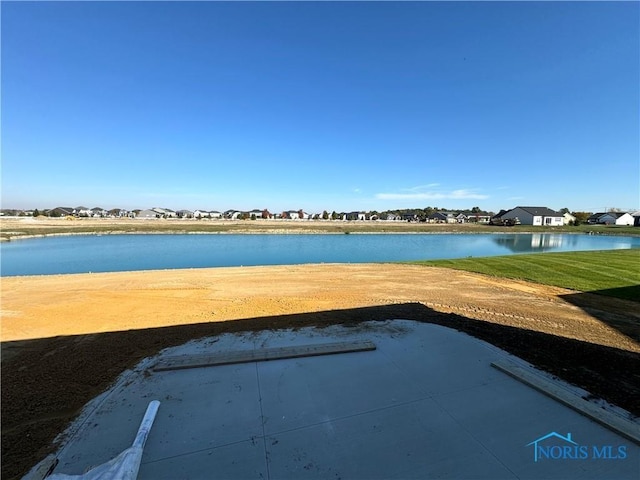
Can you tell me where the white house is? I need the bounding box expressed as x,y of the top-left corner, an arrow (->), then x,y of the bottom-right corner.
610,212 -> 634,226
562,212 -> 576,225
75,207 -> 93,217
588,212 -> 635,226
605,212 -> 634,226
500,206 -> 564,226
193,210 -> 209,219
91,207 -> 108,218
466,214 -> 491,224
151,208 -> 167,217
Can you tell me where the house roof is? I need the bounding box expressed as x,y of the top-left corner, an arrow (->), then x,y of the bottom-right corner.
53,207 -> 75,214
607,212 -> 630,218
590,212 -> 629,219
514,206 -> 563,217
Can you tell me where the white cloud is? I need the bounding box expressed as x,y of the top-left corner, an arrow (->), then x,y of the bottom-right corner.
400,184 -> 440,192
376,188 -> 489,200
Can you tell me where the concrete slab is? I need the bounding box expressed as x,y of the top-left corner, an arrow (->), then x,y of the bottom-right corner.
45,320 -> 639,480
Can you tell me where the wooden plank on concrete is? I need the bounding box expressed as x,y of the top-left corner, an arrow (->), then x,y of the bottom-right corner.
491,360 -> 640,445
153,340 -> 376,372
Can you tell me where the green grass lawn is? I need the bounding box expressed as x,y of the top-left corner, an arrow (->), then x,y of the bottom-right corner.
409,249 -> 640,301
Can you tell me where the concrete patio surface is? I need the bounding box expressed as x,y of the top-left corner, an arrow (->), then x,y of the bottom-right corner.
44,320 -> 638,479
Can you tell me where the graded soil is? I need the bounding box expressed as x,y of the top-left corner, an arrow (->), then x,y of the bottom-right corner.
2,263 -> 639,479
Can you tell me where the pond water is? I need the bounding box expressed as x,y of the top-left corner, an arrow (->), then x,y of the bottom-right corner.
1,233 -> 638,276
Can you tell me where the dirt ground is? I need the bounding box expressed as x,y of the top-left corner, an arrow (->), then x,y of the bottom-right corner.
2,263 -> 640,479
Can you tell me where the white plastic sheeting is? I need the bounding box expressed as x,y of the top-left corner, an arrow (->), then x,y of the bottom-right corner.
47,401 -> 160,480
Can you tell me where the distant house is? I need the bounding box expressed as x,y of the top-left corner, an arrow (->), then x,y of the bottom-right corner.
249,209 -> 273,219
176,210 -> 194,219
562,212 -> 576,225
609,212 -> 635,226
499,206 -> 564,226
1,209 -> 27,216
587,212 -> 634,226
466,214 -> 491,224
282,210 -> 300,220
137,209 -> 160,219
224,210 -> 243,220
90,207 -> 109,218
75,206 -> 92,217
209,211 -> 222,219
49,207 -> 75,217
428,212 -> 456,223
586,213 -> 600,224
194,210 -> 210,219
108,208 -> 130,218
343,211 -> 365,221
248,209 -> 265,219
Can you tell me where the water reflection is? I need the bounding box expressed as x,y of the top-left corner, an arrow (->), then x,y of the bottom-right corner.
1,233 -> 638,276
492,234 -> 578,253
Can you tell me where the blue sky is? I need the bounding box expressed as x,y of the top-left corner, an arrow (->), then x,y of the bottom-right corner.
2,1 -> 638,213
